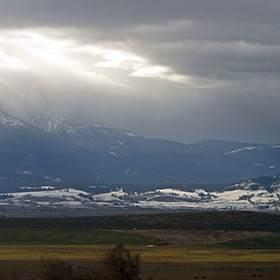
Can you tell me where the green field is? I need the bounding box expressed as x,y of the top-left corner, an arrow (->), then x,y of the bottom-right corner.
0,229 -> 162,246
1,211 -> 280,231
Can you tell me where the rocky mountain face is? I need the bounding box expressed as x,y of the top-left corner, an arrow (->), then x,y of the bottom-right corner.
0,109 -> 280,190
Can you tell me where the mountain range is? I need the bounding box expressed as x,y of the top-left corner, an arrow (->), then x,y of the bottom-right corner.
0,109 -> 280,191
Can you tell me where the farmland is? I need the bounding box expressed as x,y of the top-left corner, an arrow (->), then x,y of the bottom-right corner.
0,212 -> 279,279
0,242 -> 280,279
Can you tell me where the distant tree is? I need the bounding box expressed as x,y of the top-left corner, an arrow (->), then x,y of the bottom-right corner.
104,243 -> 141,280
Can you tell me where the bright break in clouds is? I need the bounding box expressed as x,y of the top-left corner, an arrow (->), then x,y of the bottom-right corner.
0,0 -> 280,144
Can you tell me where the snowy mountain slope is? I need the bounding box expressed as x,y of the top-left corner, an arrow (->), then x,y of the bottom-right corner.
0,110 -> 118,188
25,113 -> 280,185
26,112 -> 143,154
0,110 -> 29,128
26,112 -> 139,137
26,112 -> 87,134
1,109 -> 280,189
1,174 -> 280,212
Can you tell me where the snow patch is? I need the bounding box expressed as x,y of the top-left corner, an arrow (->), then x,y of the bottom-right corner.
225,146 -> 262,155
0,111 -> 27,127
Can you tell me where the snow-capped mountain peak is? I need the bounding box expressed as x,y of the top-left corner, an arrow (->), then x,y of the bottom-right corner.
26,112 -> 141,141
25,112 -> 89,134
0,109 -> 28,128
25,112 -> 142,153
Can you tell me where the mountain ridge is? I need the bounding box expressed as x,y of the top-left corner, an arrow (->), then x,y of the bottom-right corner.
0,109 -> 280,190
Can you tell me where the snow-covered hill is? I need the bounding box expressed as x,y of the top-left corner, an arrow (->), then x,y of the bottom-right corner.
1,175 -> 280,212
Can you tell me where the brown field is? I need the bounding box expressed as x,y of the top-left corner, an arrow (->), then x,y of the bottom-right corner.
0,244 -> 279,280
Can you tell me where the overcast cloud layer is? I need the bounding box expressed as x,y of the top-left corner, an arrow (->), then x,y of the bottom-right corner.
0,0 -> 280,144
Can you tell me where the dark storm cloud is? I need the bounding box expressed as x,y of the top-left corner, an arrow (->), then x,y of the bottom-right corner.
0,0 -> 280,144
1,0 -> 280,29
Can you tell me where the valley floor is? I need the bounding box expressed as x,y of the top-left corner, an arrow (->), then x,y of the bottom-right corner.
0,245 -> 279,280
0,212 -> 279,279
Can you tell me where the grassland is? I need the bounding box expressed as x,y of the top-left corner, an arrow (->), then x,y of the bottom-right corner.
0,212 -> 279,279
0,243 -> 280,279
0,229 -> 162,246
1,211 -> 280,231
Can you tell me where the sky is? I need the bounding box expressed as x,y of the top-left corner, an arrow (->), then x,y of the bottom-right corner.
0,0 -> 280,144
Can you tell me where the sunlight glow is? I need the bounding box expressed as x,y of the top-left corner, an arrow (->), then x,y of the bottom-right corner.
73,44 -> 192,85
23,31 -> 74,66
95,51 -> 143,68
0,51 -> 29,70
132,65 -> 168,76
0,28 -> 192,90
132,66 -> 190,84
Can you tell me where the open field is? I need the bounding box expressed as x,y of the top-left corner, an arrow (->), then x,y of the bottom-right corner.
0,244 -> 280,279
1,211 -> 280,231
1,244 -> 280,263
0,229 -> 162,246
1,260 -> 279,280
140,262 -> 280,280
1,228 -> 280,248
0,212 -> 279,279
123,229 -> 280,248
